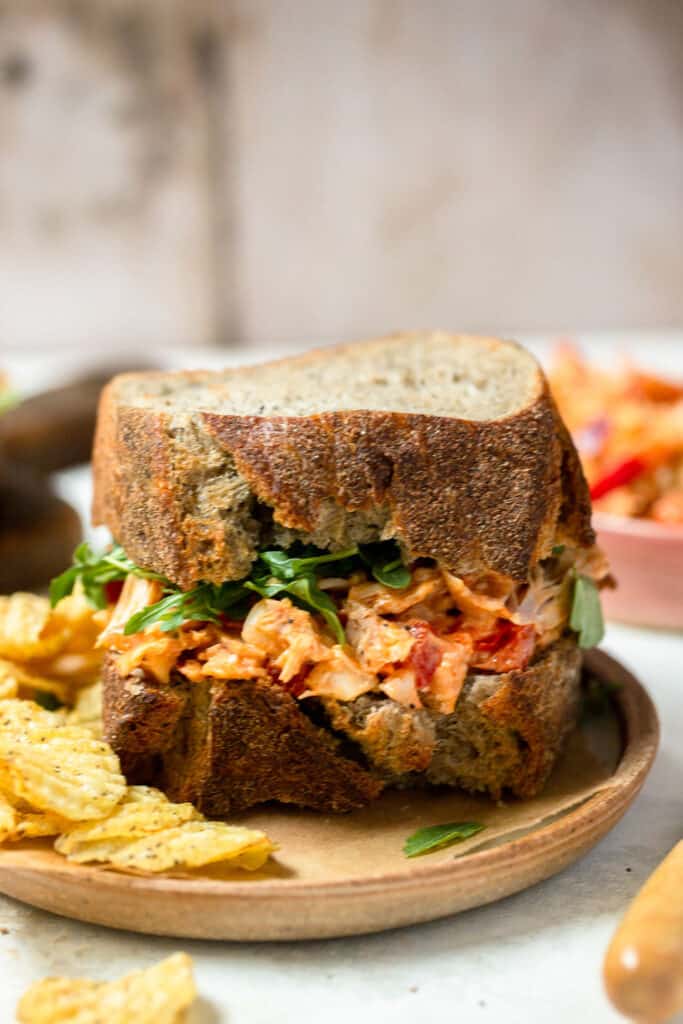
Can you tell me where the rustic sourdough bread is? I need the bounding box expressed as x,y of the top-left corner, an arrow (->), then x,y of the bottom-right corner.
97,333 -> 593,812
92,332 -> 593,589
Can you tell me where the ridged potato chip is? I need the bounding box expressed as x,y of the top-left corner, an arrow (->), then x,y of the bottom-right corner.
0,698 -> 63,733
0,668 -> 18,700
0,702 -> 126,820
11,811 -> 69,840
0,658 -> 71,704
17,952 -> 196,1024
56,786 -> 200,856
28,650 -> 103,687
58,818 -> 275,872
0,593 -> 66,661
0,791 -> 16,840
0,792 -> 63,842
67,680 -> 103,737
49,588 -> 107,655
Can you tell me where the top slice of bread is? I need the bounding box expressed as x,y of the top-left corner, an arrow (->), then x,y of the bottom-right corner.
92,332 -> 594,588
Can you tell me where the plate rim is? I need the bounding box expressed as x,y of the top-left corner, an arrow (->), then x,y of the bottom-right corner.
0,650 -> 659,904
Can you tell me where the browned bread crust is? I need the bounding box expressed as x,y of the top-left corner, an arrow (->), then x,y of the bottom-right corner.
103,660 -> 383,814
92,333 -> 594,588
103,638 -> 582,814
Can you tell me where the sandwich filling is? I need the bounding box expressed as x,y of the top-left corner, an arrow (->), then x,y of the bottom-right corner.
53,541 -> 608,716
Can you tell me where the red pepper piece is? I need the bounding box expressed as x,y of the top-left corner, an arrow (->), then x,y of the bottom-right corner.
590,457 -> 647,501
406,621 -> 443,689
104,580 -> 124,605
267,664 -> 310,698
469,621 -> 536,673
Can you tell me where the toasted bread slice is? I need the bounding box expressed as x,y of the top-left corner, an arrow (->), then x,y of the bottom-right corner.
102,638 -> 582,813
92,332 -> 593,589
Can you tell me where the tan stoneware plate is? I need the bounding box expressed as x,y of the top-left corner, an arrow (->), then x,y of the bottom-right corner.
0,651 -> 658,941
594,512 -> 683,629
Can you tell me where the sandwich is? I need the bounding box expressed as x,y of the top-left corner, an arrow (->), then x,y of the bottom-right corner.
53,332 -> 610,814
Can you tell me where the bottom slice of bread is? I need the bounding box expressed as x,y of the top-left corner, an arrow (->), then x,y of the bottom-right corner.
102,638 -> 582,814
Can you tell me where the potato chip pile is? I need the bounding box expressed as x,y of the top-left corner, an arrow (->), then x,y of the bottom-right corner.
0,587 -> 276,1023
0,697 -> 275,872
0,588 -> 275,874
0,589 -> 105,705
17,952 -> 196,1024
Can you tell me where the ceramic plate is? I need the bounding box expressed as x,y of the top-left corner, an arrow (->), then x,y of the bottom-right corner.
0,651 -> 658,941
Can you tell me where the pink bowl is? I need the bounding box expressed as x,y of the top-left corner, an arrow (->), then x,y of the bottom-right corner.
594,512 -> 683,630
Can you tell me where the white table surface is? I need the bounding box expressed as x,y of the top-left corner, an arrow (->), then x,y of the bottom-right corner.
1,336 -> 682,1023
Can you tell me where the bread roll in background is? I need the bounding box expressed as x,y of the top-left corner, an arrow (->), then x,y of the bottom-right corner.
0,361 -> 157,592
0,458 -> 81,594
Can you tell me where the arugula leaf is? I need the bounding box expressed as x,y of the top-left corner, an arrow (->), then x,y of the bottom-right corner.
359,541 -> 411,589
52,538 -> 413,643
124,581 -> 249,635
286,576 -> 346,644
403,822 -> 485,858
245,572 -> 346,644
262,540 -> 412,590
570,574 -> 605,649
49,542 -> 162,609
259,546 -> 359,581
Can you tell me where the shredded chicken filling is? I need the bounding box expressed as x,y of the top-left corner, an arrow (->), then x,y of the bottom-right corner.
102,548 -> 608,715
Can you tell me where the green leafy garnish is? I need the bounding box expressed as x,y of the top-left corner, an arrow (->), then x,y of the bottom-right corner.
124,581 -> 248,635
403,822 -> 485,858
247,545 -> 369,643
360,542 -> 412,589
551,544 -> 566,556
245,572 -> 346,644
258,546 -> 359,581
49,543 -> 163,609
50,538 -> 413,643
570,574 -> 605,649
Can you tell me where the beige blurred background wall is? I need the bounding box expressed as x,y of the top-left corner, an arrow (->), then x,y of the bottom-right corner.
0,0 -> 682,352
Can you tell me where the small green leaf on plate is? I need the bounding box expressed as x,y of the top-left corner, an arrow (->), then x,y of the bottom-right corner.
403,821 -> 485,858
